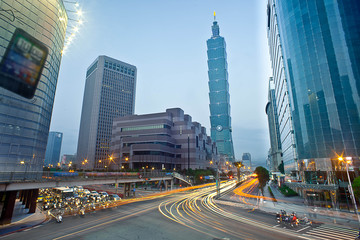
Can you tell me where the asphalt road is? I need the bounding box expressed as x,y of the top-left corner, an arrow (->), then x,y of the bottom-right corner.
0,182 -> 309,240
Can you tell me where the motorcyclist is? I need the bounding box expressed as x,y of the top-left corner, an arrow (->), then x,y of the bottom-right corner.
276,212 -> 280,223
56,214 -> 62,223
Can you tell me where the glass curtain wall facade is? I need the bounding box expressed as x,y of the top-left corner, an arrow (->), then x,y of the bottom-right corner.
268,0 -> 360,177
267,1 -> 298,174
77,56 -> 136,170
266,77 -> 282,172
0,0 -> 68,180
44,132 -> 63,167
206,16 -> 235,161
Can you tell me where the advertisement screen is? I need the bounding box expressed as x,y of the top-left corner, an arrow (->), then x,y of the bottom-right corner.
0,28 -> 48,99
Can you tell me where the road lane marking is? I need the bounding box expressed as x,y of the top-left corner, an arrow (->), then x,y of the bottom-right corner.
296,226 -> 311,232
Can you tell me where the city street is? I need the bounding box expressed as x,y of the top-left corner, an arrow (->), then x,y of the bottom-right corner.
0,182 -> 316,240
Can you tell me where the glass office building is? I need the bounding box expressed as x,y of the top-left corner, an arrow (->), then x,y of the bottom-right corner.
265,78 -> 282,172
77,56 -> 136,170
44,132 -> 63,167
268,0 -> 360,178
0,0 -> 68,180
267,2 -> 298,174
206,16 -> 235,161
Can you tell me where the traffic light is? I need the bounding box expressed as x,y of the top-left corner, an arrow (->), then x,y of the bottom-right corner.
200,176 -> 203,180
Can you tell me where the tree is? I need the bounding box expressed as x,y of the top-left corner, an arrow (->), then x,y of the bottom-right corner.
254,166 -> 270,196
233,161 -> 244,182
278,161 -> 285,174
353,176 -> 360,201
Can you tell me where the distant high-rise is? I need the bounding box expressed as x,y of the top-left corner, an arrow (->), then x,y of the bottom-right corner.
76,56 -> 137,169
206,13 -> 235,161
265,78 -> 282,172
0,0 -> 68,180
242,153 -> 252,168
44,132 -> 63,167
267,0 -> 360,177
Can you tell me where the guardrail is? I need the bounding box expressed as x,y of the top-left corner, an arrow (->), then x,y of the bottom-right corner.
0,171 -> 172,183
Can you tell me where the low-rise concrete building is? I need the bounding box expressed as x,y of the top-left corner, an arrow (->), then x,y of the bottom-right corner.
110,108 -> 217,170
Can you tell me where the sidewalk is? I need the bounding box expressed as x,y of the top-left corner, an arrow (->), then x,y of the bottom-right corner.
220,183 -> 360,229
0,200 -> 47,236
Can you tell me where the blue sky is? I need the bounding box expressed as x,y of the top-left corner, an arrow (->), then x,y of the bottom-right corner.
50,0 -> 272,165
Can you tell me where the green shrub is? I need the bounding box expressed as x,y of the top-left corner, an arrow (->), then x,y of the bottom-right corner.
279,185 -> 298,197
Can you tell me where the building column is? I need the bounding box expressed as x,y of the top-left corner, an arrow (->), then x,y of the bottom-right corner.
25,190 -> 32,209
0,191 -> 18,225
165,180 -> 168,191
28,189 -> 39,214
22,190 -> 28,205
123,183 -> 130,198
19,191 -> 23,201
171,179 -> 174,190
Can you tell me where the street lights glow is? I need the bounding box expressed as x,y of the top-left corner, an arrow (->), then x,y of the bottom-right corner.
338,156 -> 360,224
20,161 -> 25,165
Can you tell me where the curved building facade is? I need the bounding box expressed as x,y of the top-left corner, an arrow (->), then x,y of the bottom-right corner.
206,16 -> 235,161
0,0 -> 68,180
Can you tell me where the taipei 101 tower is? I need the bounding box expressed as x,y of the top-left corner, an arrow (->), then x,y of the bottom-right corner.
206,12 -> 235,162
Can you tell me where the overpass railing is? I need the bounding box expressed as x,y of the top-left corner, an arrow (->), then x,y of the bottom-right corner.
0,171 -> 172,183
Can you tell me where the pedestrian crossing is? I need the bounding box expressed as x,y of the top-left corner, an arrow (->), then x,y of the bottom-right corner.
302,224 -> 358,240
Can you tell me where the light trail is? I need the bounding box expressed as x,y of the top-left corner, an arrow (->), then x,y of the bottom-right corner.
158,180 -> 312,240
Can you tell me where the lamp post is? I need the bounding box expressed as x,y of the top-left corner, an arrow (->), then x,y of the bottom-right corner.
210,160 -> 220,198
339,156 -> 360,225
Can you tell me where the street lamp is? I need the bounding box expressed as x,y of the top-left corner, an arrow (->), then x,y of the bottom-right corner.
339,156 -> 360,224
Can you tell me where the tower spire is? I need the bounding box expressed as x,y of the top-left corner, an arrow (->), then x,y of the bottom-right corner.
211,12 -> 219,37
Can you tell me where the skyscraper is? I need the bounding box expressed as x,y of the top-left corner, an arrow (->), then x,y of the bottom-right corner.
267,2 -> 297,175
206,13 -> 235,162
44,132 -> 63,167
77,55 -> 137,170
265,77 -> 282,172
267,0 -> 360,205
0,0 -> 68,180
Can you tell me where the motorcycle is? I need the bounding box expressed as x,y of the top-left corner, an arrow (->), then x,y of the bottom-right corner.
278,211 -> 299,228
276,212 -> 281,224
298,215 -> 312,226
79,207 -> 85,216
56,215 -> 62,223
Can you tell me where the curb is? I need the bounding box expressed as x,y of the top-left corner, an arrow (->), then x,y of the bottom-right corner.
0,214 -> 49,237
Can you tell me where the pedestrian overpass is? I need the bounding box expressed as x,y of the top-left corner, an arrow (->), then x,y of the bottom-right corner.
0,171 -> 190,225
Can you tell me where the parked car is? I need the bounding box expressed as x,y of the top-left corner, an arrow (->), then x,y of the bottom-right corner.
110,194 -> 121,202
99,192 -> 109,199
